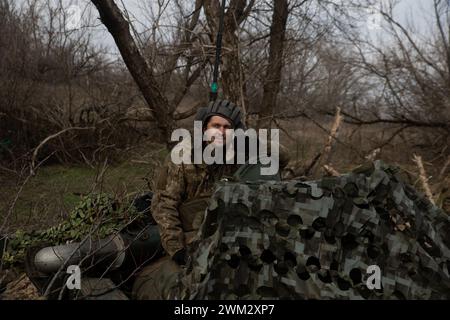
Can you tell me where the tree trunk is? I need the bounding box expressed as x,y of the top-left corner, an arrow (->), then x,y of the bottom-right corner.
91,0 -> 173,143
258,0 -> 289,128
204,0 -> 254,110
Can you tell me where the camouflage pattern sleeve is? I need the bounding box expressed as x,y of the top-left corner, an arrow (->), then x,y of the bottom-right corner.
151,157 -> 186,257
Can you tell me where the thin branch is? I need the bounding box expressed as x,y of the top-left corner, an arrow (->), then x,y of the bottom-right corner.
412,154 -> 435,205
323,164 -> 340,177
30,127 -> 94,176
173,101 -> 203,120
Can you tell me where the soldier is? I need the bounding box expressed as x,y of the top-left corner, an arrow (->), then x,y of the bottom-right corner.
132,99 -> 289,299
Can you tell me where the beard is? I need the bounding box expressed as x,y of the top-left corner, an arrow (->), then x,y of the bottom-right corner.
210,135 -> 225,146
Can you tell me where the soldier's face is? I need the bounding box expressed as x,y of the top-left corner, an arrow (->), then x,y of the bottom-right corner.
205,116 -> 232,146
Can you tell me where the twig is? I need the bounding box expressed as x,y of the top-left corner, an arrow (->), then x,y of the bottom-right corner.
30,127 -> 94,176
130,160 -> 151,165
43,219 -> 105,297
0,165 -> 18,175
285,108 -> 364,159
322,106 -> 342,165
365,148 -> 381,162
173,101 -> 203,120
309,107 -> 343,177
0,152 -> 55,236
412,154 -> 435,205
369,125 -> 410,153
438,156 -> 450,180
303,152 -> 322,177
323,164 -> 340,177
272,118 -> 297,142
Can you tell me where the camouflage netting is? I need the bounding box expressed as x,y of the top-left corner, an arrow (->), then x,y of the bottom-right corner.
2,193 -> 143,267
172,160 -> 450,299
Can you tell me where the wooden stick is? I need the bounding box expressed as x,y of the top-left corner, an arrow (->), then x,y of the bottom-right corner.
30,127 -> 94,176
323,164 -> 340,177
322,107 -> 342,164
365,148 -> 381,161
412,154 -> 435,205
309,107 -> 343,177
438,155 -> 450,180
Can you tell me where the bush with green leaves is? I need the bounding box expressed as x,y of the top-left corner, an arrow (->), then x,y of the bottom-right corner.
2,193 -> 143,267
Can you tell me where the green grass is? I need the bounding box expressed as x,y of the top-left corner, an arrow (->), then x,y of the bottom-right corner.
0,153 -> 166,232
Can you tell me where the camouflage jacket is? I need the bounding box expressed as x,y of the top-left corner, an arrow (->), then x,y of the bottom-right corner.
151,138 -> 290,257
172,160 -> 450,300
151,154 -> 239,257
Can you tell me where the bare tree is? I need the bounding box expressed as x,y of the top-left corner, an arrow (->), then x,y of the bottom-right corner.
91,0 -> 173,143
340,0 -> 450,136
203,0 -> 255,106
258,0 -> 290,128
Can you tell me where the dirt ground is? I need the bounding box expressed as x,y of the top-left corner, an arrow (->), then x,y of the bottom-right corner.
1,273 -> 43,300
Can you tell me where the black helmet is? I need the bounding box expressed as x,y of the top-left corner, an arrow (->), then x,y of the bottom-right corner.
195,100 -> 246,130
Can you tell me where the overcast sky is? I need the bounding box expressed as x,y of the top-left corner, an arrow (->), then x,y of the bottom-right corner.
17,0 -> 437,58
